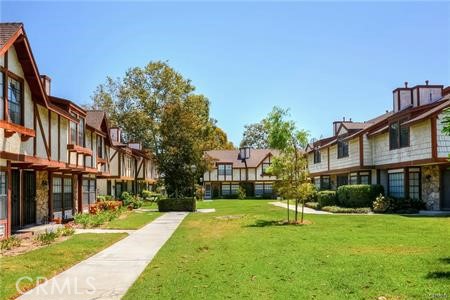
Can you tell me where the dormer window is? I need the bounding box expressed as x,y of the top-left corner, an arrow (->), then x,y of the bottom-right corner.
70,113 -> 85,146
389,118 -> 409,150
218,164 -> 232,176
313,149 -> 321,164
8,77 -> 22,125
337,140 -> 349,158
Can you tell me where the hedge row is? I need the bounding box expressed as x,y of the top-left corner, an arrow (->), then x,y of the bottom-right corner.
157,198 -> 196,212
316,184 -> 384,208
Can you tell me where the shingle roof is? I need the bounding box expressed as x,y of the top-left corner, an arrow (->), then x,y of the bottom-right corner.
86,110 -> 105,132
205,149 -> 279,168
0,23 -> 22,50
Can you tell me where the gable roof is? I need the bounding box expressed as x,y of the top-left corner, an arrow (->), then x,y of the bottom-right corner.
205,149 -> 279,168
0,23 -> 22,50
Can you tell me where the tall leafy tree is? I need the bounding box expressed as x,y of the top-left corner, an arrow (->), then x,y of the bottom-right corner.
240,120 -> 269,149
90,61 -> 233,197
265,107 -> 313,224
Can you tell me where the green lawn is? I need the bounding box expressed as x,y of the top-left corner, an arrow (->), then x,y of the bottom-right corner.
124,200 -> 450,299
102,209 -> 161,230
0,233 -> 126,300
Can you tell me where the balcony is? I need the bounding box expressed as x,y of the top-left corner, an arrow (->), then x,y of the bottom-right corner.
67,144 -> 93,156
0,120 -> 36,141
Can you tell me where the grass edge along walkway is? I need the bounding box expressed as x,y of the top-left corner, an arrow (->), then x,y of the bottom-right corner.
18,212 -> 188,300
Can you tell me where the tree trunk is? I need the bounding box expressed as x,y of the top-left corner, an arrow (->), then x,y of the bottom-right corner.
287,198 -> 290,223
295,198 -> 299,223
301,198 -> 305,224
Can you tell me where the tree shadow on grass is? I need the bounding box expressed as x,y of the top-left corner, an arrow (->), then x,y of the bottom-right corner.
245,219 -> 311,227
426,272 -> 450,280
245,220 -> 289,228
426,258 -> 450,280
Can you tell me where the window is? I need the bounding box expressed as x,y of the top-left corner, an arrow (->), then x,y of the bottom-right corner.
321,176 -> 331,190
388,172 -> 404,198
313,150 -> 321,164
390,119 -> 409,150
0,72 -> 4,119
337,140 -> 349,158
52,176 -> 73,218
0,172 -> 6,220
82,179 -> 97,210
255,183 -> 273,196
262,162 -> 271,174
78,118 -> 85,146
349,174 -> 358,185
314,177 -> 321,189
360,175 -> 370,185
221,183 -> 239,196
409,172 -> 420,200
255,183 -> 264,196
8,77 -> 22,124
218,164 -> 232,176
70,121 -> 77,144
97,137 -> 103,158
337,175 -> 348,187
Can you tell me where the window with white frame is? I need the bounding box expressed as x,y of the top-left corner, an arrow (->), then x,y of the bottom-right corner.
8,77 -> 22,124
218,164 -> 232,176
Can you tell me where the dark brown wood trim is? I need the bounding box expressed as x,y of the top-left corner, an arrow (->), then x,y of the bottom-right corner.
33,104 -> 36,156
4,51 -> 9,122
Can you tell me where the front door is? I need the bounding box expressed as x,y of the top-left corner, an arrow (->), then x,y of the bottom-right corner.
442,170 -> 450,210
11,170 -> 20,227
23,171 -> 36,225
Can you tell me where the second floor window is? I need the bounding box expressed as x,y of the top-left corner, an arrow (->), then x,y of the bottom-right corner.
313,150 -> 321,164
78,118 -> 85,146
97,137 -> 103,158
8,77 -> 22,124
218,164 -> 232,176
70,115 -> 85,146
389,119 -> 409,150
337,140 -> 349,158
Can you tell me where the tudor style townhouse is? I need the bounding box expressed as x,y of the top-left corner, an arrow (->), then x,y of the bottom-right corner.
306,82 -> 450,211
0,23 -> 158,239
97,127 -> 158,198
203,148 -> 278,199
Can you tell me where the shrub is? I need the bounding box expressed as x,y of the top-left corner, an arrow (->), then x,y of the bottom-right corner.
317,191 -> 337,208
305,202 -> 320,210
142,190 -> 163,202
337,185 -> 384,208
157,198 -> 196,212
57,224 -> 75,236
35,230 -> 58,245
1,236 -> 21,250
390,197 -> 425,213
121,192 -> 143,209
238,186 -> 246,200
74,213 -> 91,229
305,188 -> 318,203
321,206 -> 371,214
373,194 -> 391,213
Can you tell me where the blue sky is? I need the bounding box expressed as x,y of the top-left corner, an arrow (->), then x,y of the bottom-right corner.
2,1 -> 449,145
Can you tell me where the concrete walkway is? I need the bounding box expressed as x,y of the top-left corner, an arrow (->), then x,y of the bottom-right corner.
19,212 -> 188,300
270,201 -> 332,215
